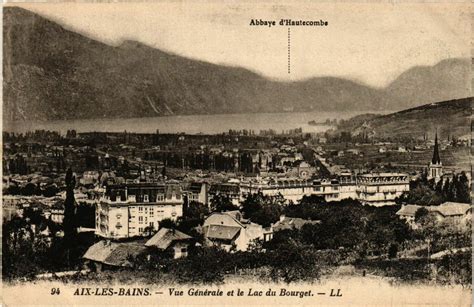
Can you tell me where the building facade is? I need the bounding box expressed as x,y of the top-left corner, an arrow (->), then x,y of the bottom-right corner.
239,172 -> 407,206
184,182 -> 208,206
202,211 -> 267,251
396,202 -> 471,230
95,183 -> 183,239
355,173 -> 410,206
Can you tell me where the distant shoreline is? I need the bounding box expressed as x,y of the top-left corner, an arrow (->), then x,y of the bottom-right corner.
4,111 -> 372,135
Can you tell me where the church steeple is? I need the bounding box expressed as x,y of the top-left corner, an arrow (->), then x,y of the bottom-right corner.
431,131 -> 441,165
428,130 -> 443,182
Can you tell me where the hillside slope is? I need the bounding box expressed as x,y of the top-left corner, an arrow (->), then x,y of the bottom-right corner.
337,97 -> 472,139
3,7 -> 471,122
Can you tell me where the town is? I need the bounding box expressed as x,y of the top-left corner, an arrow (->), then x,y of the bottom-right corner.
2,123 -> 471,285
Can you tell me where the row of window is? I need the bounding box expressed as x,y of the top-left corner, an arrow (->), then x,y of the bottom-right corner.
313,186 -> 339,192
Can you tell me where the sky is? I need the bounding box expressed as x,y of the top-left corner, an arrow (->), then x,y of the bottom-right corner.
11,2 -> 471,87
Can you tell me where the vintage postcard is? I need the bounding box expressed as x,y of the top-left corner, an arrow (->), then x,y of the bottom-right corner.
1,1 -> 472,306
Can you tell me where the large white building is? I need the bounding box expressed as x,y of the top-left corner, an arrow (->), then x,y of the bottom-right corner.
356,173 -> 410,206
238,172 -> 409,206
95,183 -> 183,239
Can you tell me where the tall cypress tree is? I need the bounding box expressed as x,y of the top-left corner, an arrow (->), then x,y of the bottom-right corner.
442,178 -> 451,201
63,168 -> 77,242
455,173 -> 471,203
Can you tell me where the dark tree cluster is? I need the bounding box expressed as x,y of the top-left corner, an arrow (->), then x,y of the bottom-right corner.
397,171 -> 471,205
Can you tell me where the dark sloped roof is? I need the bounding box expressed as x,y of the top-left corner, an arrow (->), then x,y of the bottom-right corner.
206,225 -> 241,241
165,185 -> 182,200
83,241 -> 147,267
145,227 -> 192,250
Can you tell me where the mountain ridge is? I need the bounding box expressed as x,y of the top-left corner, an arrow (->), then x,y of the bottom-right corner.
335,97 -> 472,140
3,6 -> 472,122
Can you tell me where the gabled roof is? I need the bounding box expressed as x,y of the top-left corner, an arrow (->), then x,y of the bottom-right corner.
396,205 -> 422,217
83,241 -> 147,267
396,203 -> 471,218
205,225 -> 241,241
205,211 -> 245,228
145,228 -> 192,250
435,202 -> 470,216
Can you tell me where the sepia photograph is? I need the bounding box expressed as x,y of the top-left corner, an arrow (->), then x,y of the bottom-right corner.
2,2 -> 472,306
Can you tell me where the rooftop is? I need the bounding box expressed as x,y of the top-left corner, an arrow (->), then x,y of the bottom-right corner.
145,228 -> 192,250
205,225 -> 241,241
397,202 -> 471,218
83,241 -> 147,267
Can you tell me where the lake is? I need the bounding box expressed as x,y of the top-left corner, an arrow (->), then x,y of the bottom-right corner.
4,111 -> 364,135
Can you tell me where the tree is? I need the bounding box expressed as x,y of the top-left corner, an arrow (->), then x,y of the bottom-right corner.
170,247 -> 226,284
266,239 -> 322,283
42,185 -> 59,197
143,225 -> 156,237
22,183 -> 38,196
210,194 -> 238,212
63,168 -> 77,246
75,203 -> 96,228
241,193 -> 284,227
415,207 -> 429,223
397,185 -> 443,206
455,172 -> 470,203
285,195 -> 327,220
442,178 -> 451,200
184,201 -> 209,221
158,218 -> 177,230
388,243 -> 398,259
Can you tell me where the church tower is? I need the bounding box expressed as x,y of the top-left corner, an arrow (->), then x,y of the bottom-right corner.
428,131 -> 442,181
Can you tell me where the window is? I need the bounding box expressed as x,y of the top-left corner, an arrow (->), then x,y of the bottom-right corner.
157,195 -> 164,201
181,247 -> 187,253
139,207 -> 143,212
139,227 -> 143,233
139,216 -> 143,223
149,222 -> 154,227
144,195 -> 149,202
